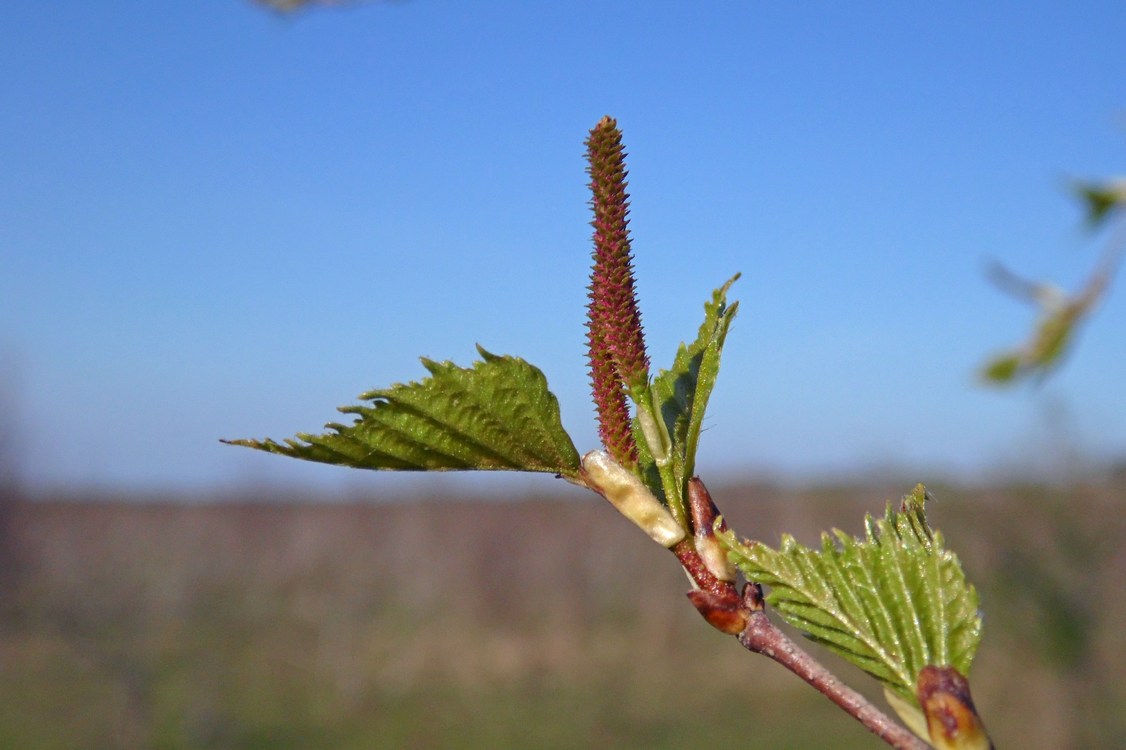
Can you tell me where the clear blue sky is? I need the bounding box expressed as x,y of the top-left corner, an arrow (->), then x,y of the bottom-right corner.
2,1 -> 1124,494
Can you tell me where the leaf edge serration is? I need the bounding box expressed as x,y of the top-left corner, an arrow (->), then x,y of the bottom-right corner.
224,346 -> 582,477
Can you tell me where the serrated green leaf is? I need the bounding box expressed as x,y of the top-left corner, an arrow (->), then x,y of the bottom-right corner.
225,346 -> 581,476
634,274 -> 739,499
718,485 -> 982,703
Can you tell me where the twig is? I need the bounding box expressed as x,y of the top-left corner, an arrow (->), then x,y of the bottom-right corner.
681,477 -> 930,750
736,587 -> 930,750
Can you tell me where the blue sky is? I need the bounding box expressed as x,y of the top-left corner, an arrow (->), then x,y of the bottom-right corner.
2,1 -> 1124,494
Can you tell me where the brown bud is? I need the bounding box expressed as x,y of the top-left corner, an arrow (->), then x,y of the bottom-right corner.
916,665 -> 993,750
687,477 -> 736,582
687,589 -> 749,635
741,582 -> 765,612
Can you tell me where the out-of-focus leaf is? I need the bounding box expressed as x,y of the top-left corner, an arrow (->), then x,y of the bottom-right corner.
979,353 -> 1023,384
718,485 -> 983,704
1075,179 -> 1126,228
982,175 -> 1124,386
979,257 -> 1115,386
225,346 -> 581,476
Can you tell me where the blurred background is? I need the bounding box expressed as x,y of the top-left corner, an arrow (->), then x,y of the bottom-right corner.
2,1 -> 1124,747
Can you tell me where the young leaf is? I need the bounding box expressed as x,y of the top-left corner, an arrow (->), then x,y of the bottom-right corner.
717,485 -> 982,703
979,258 -> 1116,385
225,346 -> 582,476
635,275 -> 740,498
1074,178 -> 1126,228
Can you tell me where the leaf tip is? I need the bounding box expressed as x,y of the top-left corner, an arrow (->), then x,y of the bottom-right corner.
220,437 -> 258,448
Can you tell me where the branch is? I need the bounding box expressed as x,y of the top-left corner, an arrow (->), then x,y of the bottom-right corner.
737,586 -> 931,750
680,478 -> 929,750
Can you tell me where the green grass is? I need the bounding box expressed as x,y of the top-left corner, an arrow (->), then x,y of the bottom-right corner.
0,639 -> 878,750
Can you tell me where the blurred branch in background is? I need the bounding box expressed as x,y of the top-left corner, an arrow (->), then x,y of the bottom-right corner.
252,0 -> 384,12
980,175 -> 1124,386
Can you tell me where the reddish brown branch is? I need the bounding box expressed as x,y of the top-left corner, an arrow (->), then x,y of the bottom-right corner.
737,600 -> 931,750
671,538 -> 731,597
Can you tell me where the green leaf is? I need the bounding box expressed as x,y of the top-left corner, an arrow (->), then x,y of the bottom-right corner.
979,352 -> 1023,384
1074,179 -> 1126,228
980,259 -> 1114,386
634,274 -> 740,500
980,305 -> 1077,385
883,687 -> 931,744
718,485 -> 983,703
225,346 -> 582,476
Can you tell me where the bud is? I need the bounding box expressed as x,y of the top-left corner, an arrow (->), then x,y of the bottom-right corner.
581,450 -> 685,547
688,477 -> 737,582
916,665 -> 993,750
686,589 -> 748,635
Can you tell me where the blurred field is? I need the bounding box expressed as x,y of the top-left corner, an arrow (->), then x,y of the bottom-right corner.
1,478 -> 1124,749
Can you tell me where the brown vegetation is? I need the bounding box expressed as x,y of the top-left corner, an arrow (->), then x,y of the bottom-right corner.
2,480 -> 1124,748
